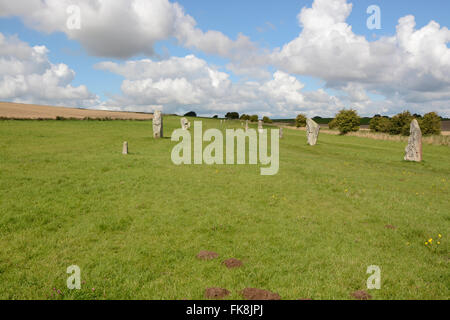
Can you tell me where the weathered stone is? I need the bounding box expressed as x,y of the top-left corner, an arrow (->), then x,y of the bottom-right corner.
122,141 -> 128,155
258,120 -> 263,134
279,127 -> 283,139
245,120 -> 249,131
153,110 -> 163,139
404,119 -> 422,162
181,117 -> 190,130
306,118 -> 320,146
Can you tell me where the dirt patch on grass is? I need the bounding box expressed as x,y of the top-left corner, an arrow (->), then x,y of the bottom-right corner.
351,290 -> 372,300
196,251 -> 219,260
223,258 -> 243,268
0,101 -> 153,120
241,288 -> 281,300
205,288 -> 230,299
385,224 -> 397,230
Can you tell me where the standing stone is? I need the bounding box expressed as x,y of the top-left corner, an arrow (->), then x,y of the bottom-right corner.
245,120 -> 249,131
279,127 -> 283,139
181,117 -> 190,130
153,110 -> 163,139
258,120 -> 263,134
122,141 -> 128,155
404,119 -> 422,162
306,118 -> 320,146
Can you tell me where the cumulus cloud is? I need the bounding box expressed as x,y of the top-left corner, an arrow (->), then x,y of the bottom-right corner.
0,32 -> 98,107
0,0 -> 260,62
2,0 -> 450,117
96,55 -> 343,117
271,0 -> 450,115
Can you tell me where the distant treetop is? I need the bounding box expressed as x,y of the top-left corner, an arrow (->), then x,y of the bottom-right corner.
184,111 -> 197,117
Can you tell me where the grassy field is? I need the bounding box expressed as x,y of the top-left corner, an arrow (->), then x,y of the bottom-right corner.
0,117 -> 448,300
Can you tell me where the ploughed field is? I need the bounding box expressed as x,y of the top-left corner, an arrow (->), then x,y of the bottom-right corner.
0,102 -> 153,120
0,117 -> 448,299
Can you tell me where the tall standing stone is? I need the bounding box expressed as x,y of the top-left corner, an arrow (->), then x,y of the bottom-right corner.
153,110 -> 163,139
122,141 -> 128,155
306,118 -> 320,146
404,119 -> 422,162
181,117 -> 190,130
258,120 -> 263,134
245,120 -> 249,131
279,127 -> 283,139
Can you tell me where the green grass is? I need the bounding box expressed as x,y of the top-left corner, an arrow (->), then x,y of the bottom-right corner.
0,117 -> 448,300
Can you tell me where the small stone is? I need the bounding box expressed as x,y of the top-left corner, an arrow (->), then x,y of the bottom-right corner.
306,118 -> 320,146
122,141 -> 128,155
205,288 -> 230,299
258,120 -> 263,134
153,110 -> 163,139
404,119 -> 422,162
181,117 -> 191,130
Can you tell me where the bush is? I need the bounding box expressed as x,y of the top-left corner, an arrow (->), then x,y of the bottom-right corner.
225,112 -> 239,120
334,109 -> 360,134
240,114 -> 250,120
420,112 -> 441,135
377,117 -> 392,133
390,111 -> 413,136
328,118 -> 338,130
295,114 -> 307,127
212,115 -> 218,119
369,115 -> 390,133
369,115 -> 382,132
184,111 -> 197,117
263,116 -> 273,124
250,115 -> 259,122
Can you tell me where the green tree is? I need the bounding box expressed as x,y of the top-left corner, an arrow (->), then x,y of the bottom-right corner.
295,114 -> 307,127
369,115 -> 382,132
328,118 -> 338,130
263,116 -> 273,124
250,115 -> 259,122
390,111 -> 412,136
420,112 -> 441,135
225,112 -> 239,120
377,117 -> 392,133
334,109 -> 360,134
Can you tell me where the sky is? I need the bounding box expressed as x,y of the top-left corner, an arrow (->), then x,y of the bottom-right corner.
0,0 -> 449,118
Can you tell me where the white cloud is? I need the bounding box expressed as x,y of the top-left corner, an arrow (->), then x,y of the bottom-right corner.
0,0 -> 259,62
1,0 -> 450,117
0,32 -> 98,107
271,0 -> 450,116
96,55 -> 343,117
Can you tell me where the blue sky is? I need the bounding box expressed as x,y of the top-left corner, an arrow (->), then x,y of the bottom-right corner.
1,0 -> 449,117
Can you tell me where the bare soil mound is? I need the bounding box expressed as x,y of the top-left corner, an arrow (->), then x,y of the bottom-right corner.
241,288 -> 281,300
196,251 -> 219,260
205,288 -> 230,299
